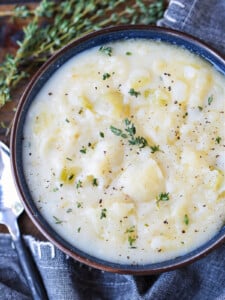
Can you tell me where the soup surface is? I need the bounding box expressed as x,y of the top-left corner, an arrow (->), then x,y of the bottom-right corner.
23,40 -> 225,264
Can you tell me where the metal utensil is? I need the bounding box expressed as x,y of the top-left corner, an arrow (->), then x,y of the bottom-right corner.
0,141 -> 48,300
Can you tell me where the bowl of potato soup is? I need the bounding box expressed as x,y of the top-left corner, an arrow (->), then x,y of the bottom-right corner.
11,25 -> 225,274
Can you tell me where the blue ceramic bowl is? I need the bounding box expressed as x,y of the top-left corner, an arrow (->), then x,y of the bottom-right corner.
11,25 -> 225,274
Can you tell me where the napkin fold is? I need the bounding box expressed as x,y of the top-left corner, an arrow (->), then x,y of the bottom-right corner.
1,233 -> 225,300
1,1 -> 225,299
157,0 -> 225,56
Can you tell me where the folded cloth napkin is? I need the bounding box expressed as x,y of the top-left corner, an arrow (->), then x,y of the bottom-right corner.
1,1 -> 225,299
1,233 -> 225,300
157,0 -> 225,56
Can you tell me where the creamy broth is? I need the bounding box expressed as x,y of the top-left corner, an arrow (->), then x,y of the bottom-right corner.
23,40 -> 225,264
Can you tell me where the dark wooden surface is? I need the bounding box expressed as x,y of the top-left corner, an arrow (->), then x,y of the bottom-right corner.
0,2 -> 46,239
0,1 -> 167,239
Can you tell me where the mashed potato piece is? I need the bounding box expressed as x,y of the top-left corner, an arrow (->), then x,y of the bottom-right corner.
23,40 -> 225,264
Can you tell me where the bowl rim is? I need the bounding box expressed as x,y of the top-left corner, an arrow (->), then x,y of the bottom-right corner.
10,24 -> 225,275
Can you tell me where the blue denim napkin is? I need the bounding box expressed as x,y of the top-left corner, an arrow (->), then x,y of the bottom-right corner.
157,0 -> 225,56
1,1 -> 225,299
1,233 -> 225,300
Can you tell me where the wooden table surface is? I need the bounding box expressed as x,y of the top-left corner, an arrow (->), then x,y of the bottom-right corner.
0,1 -> 47,239
0,0 -> 167,239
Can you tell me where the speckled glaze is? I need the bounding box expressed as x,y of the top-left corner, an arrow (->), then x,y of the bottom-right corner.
11,25 -> 225,274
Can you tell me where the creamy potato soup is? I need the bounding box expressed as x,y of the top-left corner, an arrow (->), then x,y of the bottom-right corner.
23,40 -> 225,264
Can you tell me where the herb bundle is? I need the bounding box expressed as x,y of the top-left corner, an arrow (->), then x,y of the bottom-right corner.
0,0 -> 165,108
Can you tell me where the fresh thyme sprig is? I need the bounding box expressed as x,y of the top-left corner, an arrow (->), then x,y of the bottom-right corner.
110,118 -> 161,151
0,0 -> 165,108
110,118 -> 148,149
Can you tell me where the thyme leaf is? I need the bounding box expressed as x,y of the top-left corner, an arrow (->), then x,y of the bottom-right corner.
125,226 -> 137,247
99,46 -> 112,56
76,180 -> 83,189
80,146 -> 87,154
156,192 -> 170,206
53,216 -> 63,224
128,88 -> 141,97
208,95 -> 213,105
150,145 -> 160,153
100,208 -> 107,219
215,136 -> 221,144
99,131 -> 104,138
102,72 -> 111,80
184,214 -> 189,225
92,178 -> 98,186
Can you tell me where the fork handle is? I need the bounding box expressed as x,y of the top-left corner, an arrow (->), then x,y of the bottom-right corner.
13,235 -> 48,300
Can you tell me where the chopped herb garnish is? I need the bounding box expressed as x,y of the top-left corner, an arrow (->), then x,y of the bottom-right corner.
110,118 -> 150,149
129,88 -> 141,97
215,136 -> 221,144
80,146 -> 87,154
77,201 -> 83,208
78,108 -> 83,114
66,157 -> 72,161
66,208 -> 72,213
125,225 -> 135,233
126,51 -> 132,55
53,216 -> 63,224
99,46 -> 112,56
76,180 -> 83,189
99,131 -> 104,138
124,118 -> 136,135
92,178 -> 98,186
128,236 -> 137,247
150,145 -> 160,153
125,226 -> 137,247
100,208 -> 107,219
77,227 -> 81,233
68,174 -> 74,181
198,106 -> 203,111
156,192 -> 170,205
110,125 -> 127,138
102,72 -> 111,80
184,214 -> 189,225
129,136 -> 148,148
208,95 -> 213,105
65,118 -> 70,123
52,187 -> 59,192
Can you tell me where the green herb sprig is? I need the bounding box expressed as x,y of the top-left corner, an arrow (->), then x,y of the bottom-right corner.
102,72 -> 111,80
53,215 -> 63,224
156,192 -> 170,206
184,214 -> 189,225
215,136 -> 221,144
208,95 -> 213,105
100,208 -> 107,219
125,225 -> 137,247
129,88 -> 141,97
0,0 -> 165,109
110,118 -> 160,151
99,46 -> 112,57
